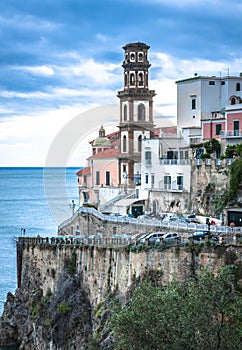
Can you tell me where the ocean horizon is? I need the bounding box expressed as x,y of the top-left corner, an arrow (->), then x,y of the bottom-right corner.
0,167 -> 81,349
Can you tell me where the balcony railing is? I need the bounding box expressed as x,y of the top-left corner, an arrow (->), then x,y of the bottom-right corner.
160,159 -> 190,165
220,130 -> 242,138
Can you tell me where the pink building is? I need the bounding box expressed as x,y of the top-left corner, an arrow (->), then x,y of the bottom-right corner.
77,127 -> 120,207
202,98 -> 242,141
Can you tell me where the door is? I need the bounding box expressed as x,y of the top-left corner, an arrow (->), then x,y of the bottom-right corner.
234,120 -> 239,136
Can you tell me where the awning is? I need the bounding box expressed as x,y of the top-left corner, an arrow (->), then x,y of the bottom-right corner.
114,198 -> 144,208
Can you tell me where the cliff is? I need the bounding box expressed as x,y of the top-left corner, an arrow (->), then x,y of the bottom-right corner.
0,238 -> 241,349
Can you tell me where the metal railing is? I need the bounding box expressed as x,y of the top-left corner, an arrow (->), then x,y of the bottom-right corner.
58,206 -> 241,237
18,232 -> 242,248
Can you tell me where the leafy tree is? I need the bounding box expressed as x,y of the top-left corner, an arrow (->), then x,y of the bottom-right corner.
221,142 -> 242,159
226,158 -> 242,204
112,267 -> 242,350
203,138 -> 221,155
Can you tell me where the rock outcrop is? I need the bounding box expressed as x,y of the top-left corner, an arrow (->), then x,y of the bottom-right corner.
0,239 -> 241,349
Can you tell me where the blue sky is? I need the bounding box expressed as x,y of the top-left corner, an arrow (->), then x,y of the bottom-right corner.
1,0 -> 242,166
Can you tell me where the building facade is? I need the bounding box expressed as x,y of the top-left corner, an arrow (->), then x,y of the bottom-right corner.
117,42 -> 156,187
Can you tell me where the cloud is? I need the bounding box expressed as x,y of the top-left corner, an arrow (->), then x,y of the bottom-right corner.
15,65 -> 55,77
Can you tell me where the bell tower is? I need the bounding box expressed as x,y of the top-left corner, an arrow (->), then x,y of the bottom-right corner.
117,42 -> 156,187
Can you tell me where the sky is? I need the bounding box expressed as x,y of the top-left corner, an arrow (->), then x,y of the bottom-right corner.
1,0 -> 242,167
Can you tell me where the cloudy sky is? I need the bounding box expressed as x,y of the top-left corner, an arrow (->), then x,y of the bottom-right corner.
1,0 -> 242,166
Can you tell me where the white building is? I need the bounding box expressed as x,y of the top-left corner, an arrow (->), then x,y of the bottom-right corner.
176,73 -> 242,133
139,130 -> 191,214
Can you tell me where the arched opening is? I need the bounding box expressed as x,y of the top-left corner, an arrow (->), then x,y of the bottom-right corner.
123,105 -> 127,121
231,97 -> 236,105
236,82 -> 240,91
152,200 -> 158,215
138,135 -> 142,152
138,103 -> 145,120
138,72 -> 144,86
123,135 -> 127,152
130,73 -> 135,86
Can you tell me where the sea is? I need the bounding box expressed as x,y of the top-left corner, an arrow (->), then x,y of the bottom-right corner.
0,167 -> 80,349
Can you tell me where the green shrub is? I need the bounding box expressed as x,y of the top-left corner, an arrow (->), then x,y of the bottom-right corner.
57,301 -> 71,314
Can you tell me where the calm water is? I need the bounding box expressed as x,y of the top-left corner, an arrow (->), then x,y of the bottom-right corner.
0,167 -> 80,349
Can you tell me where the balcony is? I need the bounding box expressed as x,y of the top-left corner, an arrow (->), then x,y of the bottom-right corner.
160,159 -> 190,165
160,184 -> 184,191
220,130 -> 242,139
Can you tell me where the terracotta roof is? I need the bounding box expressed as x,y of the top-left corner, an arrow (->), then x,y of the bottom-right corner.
88,148 -> 119,159
76,167 -> 90,175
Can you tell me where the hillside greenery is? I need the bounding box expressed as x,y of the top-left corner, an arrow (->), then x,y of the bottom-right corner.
111,266 -> 242,350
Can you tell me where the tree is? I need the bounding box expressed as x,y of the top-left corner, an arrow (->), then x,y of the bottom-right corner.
112,267 -> 242,350
227,158 -> 242,204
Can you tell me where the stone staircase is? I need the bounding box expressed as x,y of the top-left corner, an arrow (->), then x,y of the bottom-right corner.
99,189 -> 135,213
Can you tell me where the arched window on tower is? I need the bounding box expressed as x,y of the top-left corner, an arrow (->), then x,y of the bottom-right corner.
138,135 -> 142,152
123,105 -> 127,121
123,135 -> 127,152
138,53 -> 143,62
231,97 -> 236,105
236,82 -> 241,91
138,103 -> 145,121
130,73 -> 135,86
138,72 -> 144,86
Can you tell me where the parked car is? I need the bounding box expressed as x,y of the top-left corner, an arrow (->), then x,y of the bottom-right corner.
148,232 -> 166,244
162,215 -> 179,223
188,231 -> 219,243
137,214 -> 152,221
157,232 -> 181,245
137,232 -> 153,244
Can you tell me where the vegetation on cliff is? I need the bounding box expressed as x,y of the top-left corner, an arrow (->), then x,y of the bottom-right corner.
111,266 -> 242,350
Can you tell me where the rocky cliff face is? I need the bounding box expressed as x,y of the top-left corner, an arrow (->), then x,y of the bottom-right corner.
0,240 -> 241,349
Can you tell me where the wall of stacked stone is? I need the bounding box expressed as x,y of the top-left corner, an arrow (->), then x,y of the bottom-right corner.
17,239 -> 241,309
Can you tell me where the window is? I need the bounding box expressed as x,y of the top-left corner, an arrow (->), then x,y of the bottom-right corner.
221,81 -> 225,85
145,174 -> 149,184
123,165 -> 126,173
105,171 -> 110,186
192,98 -> 196,110
138,52 -> 143,61
138,135 -> 142,152
164,175 -> 171,190
216,124 -> 222,135
83,192 -> 89,203
96,171 -> 100,185
209,81 -> 215,85
123,135 -> 127,152
123,104 -> 127,121
177,176 -> 183,190
130,53 -> 135,61
151,175 -> 155,188
130,73 -> 135,86
138,72 -> 144,86
231,97 -> 236,105
167,151 -> 174,159
138,103 -> 145,120
145,151 -> 151,165
236,82 -> 240,91
83,175 -> 87,185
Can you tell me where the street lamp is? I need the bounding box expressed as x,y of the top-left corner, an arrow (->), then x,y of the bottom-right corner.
123,172 -> 129,194
70,200 -> 76,216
